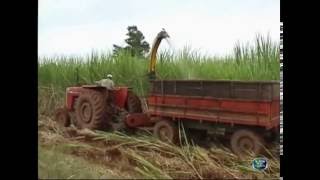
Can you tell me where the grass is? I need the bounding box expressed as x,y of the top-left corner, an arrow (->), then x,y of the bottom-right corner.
38,147 -> 120,179
38,34 -> 280,96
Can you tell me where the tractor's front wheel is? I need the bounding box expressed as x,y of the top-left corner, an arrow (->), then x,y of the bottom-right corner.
54,107 -> 71,127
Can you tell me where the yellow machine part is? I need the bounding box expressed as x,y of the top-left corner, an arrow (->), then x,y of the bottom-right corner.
148,29 -> 169,80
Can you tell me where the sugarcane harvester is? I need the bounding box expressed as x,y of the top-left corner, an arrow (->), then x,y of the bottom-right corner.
55,29 -> 280,156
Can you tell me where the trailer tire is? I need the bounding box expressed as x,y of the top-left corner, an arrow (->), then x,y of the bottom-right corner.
230,129 -> 265,157
154,120 -> 178,144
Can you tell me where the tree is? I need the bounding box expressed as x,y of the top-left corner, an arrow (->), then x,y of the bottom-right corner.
113,26 -> 150,57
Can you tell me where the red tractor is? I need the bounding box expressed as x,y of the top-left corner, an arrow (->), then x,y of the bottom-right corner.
54,85 -> 142,131
54,29 -> 169,132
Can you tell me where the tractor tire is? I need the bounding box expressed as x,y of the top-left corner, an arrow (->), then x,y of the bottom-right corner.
54,107 -> 71,127
230,129 -> 265,157
126,91 -> 142,113
74,90 -> 109,130
153,120 -> 178,144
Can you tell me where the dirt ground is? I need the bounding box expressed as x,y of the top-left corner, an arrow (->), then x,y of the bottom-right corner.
38,114 -> 280,179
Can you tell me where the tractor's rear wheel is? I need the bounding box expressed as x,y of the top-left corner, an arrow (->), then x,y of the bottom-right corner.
230,129 -> 265,157
54,107 -> 71,127
126,91 -> 142,113
153,120 -> 178,144
74,90 -> 109,130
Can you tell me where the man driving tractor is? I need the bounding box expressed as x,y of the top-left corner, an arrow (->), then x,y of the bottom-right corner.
95,74 -> 121,124
95,74 -> 115,90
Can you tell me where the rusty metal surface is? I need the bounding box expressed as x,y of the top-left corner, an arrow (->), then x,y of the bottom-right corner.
148,95 -> 275,114
147,94 -> 280,129
113,87 -> 128,108
150,80 -> 280,101
125,113 -> 152,127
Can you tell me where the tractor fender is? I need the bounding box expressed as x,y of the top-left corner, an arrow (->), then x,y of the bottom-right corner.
65,87 -> 82,111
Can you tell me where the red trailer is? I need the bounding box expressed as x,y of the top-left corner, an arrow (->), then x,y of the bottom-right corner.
127,79 -> 280,155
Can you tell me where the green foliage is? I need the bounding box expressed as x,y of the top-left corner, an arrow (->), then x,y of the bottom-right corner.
113,25 -> 150,57
38,34 -> 280,96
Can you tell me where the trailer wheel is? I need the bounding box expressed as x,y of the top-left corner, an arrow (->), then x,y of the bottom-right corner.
54,107 -> 71,127
154,120 -> 178,144
230,129 -> 265,156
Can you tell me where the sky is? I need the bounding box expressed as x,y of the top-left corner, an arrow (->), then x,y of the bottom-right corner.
38,0 -> 280,58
